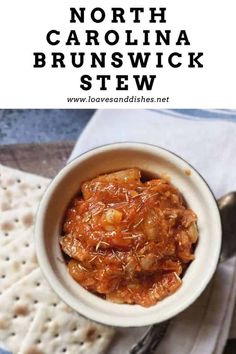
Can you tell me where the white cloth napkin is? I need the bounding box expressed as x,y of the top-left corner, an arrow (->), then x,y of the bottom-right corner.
69,109 -> 236,354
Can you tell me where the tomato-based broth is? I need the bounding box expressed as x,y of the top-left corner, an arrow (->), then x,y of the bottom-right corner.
60,168 -> 198,307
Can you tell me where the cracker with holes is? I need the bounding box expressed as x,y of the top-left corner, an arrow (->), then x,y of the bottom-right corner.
0,164 -> 49,212
0,227 -> 37,294
0,269 -> 67,353
0,207 -> 36,246
0,165 -> 115,353
0,269 -> 114,354
18,304 -> 114,354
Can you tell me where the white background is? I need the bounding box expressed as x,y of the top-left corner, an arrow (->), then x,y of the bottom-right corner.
0,0 -> 235,108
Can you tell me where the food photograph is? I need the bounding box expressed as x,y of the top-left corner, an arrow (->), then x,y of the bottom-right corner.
0,109 -> 236,354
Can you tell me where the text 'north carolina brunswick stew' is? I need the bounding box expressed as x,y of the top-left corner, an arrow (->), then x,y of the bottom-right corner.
60,168 -> 198,307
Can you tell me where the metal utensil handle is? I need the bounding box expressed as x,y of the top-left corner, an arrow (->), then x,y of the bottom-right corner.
129,321 -> 169,354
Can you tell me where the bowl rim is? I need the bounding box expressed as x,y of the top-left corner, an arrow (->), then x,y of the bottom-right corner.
35,142 -> 222,327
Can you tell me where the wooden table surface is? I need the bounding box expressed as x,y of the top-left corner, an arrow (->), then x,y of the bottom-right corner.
0,141 -> 235,354
0,141 -> 74,178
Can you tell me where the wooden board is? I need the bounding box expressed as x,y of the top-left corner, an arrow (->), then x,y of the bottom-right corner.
0,141 -> 74,178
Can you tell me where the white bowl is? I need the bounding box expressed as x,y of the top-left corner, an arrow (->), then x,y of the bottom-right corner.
35,143 -> 222,327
